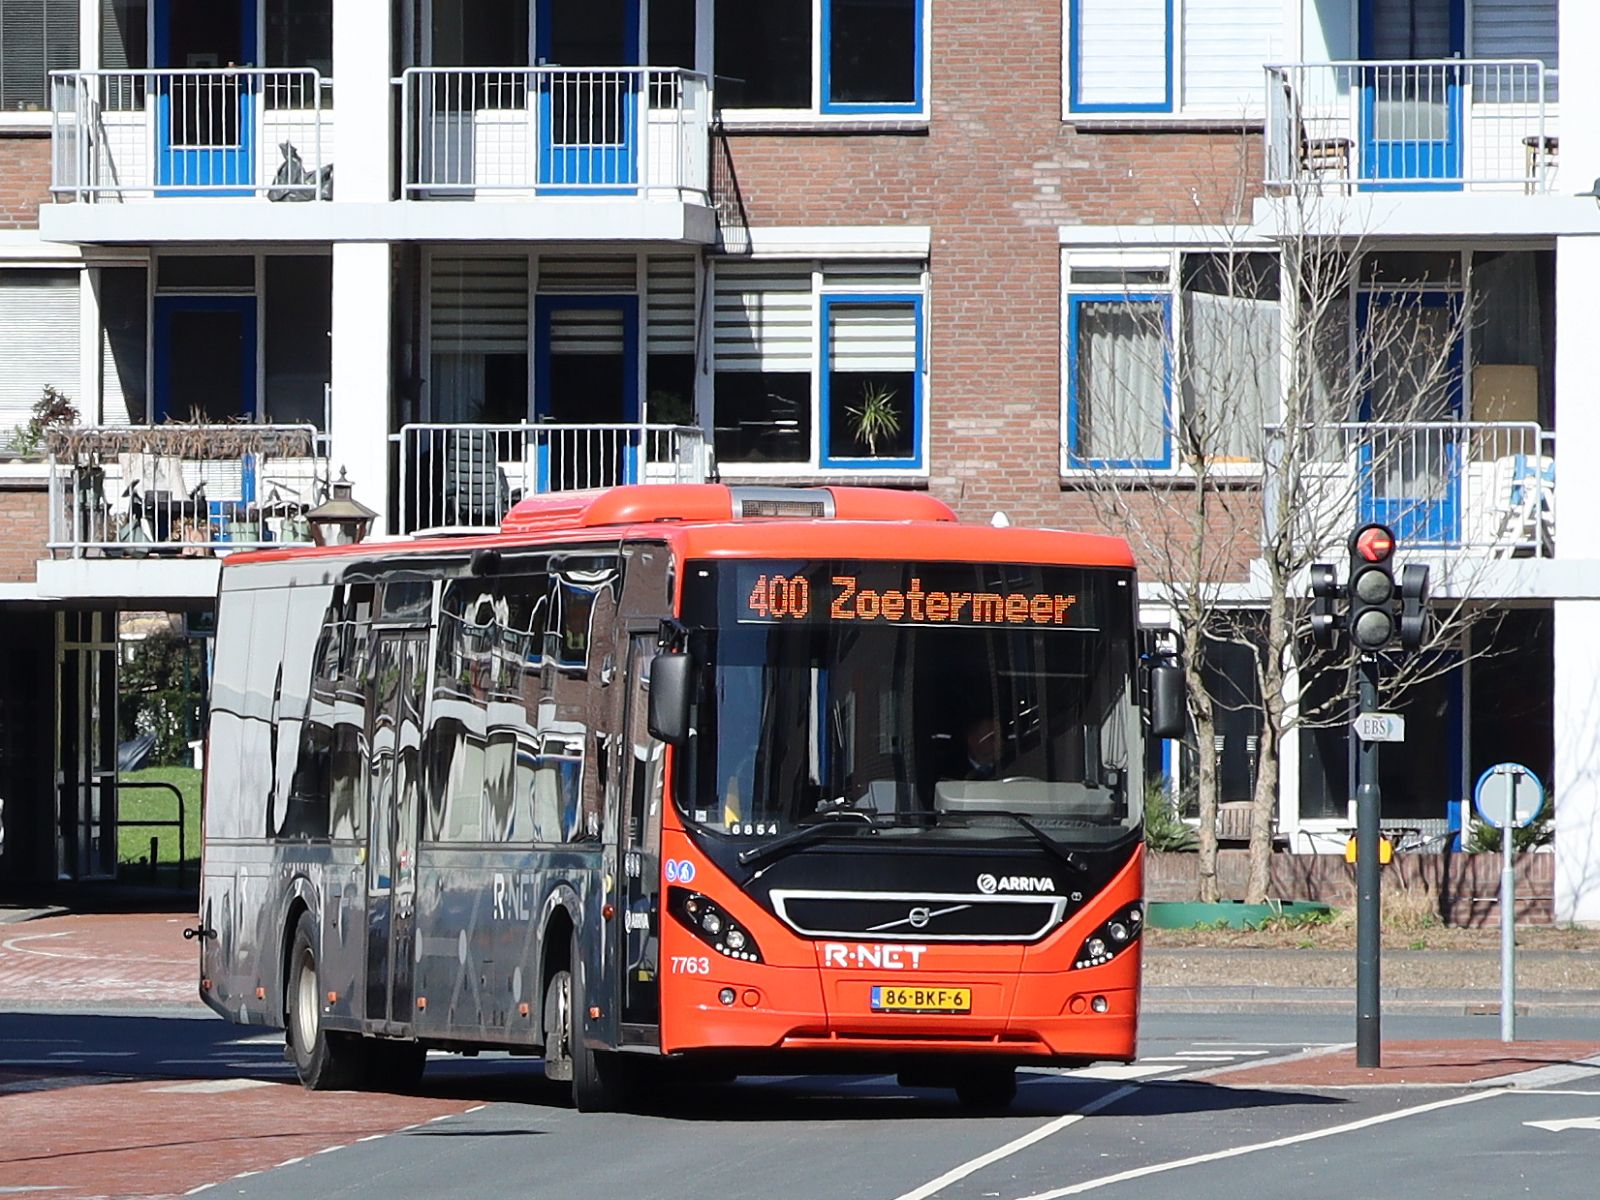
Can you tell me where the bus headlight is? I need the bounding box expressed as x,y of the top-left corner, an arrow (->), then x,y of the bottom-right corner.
668,887 -> 763,963
1073,903 -> 1143,970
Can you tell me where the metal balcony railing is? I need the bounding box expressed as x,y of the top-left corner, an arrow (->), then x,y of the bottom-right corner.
49,68 -> 329,202
393,423 -> 709,535
399,67 -> 709,200
47,425 -> 330,557
1268,420 -> 1554,558
1265,60 -> 1555,193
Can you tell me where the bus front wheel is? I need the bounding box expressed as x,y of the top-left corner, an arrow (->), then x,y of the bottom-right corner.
544,940 -> 628,1112
287,911 -> 365,1091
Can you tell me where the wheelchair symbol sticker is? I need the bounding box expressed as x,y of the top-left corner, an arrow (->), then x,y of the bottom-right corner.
665,858 -> 695,884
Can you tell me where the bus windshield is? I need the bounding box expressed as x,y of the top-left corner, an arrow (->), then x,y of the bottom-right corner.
678,559 -> 1143,850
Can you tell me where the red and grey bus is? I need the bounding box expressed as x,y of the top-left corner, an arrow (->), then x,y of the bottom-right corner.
197,484 -> 1182,1109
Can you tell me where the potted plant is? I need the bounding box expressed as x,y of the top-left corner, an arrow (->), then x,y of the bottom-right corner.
845,382 -> 903,457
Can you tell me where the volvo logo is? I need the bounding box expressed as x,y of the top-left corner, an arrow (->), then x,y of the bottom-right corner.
866,902 -> 972,934
977,873 -> 999,894
907,906 -> 931,929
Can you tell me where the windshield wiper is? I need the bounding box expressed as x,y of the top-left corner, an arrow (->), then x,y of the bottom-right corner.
945,809 -> 1091,873
736,811 -> 876,869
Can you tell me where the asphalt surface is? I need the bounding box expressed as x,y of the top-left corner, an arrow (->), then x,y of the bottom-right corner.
8,910 -> 1600,1199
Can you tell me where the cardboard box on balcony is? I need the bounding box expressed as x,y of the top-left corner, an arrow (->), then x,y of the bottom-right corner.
1470,364 -> 1538,460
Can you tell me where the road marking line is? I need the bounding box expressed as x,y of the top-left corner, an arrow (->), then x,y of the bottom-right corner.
276,1157 -> 305,1168
1011,1087 -> 1504,1199
183,1185 -> 215,1196
1526,1116 -> 1600,1132
0,933 -> 72,959
316,1145 -> 347,1154
357,1134 -> 387,1143
1176,1041 -> 1354,1081
1170,1050 -> 1270,1058
151,1078 -> 276,1095
466,1104 -> 488,1113
1059,1065 -> 1174,1081
891,1085 -> 1138,1200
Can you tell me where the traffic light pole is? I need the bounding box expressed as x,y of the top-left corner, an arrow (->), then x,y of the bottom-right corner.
1355,654 -> 1382,1069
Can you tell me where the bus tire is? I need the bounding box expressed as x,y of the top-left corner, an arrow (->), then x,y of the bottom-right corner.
954,1064 -> 1017,1110
566,936 -> 628,1112
286,910 -> 365,1091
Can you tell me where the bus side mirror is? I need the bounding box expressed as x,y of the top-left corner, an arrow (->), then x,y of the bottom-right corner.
648,652 -> 693,745
1148,663 -> 1185,740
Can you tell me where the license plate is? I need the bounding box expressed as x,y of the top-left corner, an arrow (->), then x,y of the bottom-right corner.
870,985 -> 972,1013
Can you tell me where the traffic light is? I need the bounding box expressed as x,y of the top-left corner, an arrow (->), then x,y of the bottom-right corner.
1398,563 -> 1430,651
1347,523 -> 1397,652
1309,563 -> 1343,650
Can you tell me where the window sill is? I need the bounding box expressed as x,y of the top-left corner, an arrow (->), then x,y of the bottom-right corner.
0,113 -> 52,136
716,114 -> 930,137
719,468 -> 929,488
1065,114 -> 1264,134
1059,465 -> 1265,488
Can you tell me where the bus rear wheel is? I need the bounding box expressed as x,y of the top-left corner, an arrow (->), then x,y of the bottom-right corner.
954,1064 -> 1018,1110
286,911 -> 365,1091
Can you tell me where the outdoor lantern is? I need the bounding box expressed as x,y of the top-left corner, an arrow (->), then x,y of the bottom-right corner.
306,468 -> 377,547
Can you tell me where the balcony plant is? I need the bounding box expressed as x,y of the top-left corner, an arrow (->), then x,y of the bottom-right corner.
7,384 -> 78,458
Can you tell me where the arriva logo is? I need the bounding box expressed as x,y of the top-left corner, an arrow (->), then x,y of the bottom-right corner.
978,873 -> 1056,894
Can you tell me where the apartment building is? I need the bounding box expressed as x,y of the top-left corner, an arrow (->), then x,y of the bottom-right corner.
0,0 -> 1596,920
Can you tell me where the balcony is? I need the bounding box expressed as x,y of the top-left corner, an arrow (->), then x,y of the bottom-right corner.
42,68 -> 331,243
1265,61 -> 1557,195
1270,421 -> 1555,562
393,422 -> 709,536
45,424 -> 329,560
399,67 -> 711,232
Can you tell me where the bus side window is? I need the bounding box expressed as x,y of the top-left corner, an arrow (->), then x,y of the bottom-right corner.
279,585 -> 335,840
329,583 -> 374,840
246,590 -> 290,840
206,588 -> 257,840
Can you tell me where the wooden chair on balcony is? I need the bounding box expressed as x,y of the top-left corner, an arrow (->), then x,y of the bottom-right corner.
1279,78 -> 1352,187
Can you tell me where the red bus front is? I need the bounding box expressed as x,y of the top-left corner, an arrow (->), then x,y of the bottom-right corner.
648,557 -> 1148,1096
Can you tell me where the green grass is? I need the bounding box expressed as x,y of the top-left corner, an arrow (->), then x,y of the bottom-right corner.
117,765 -> 202,886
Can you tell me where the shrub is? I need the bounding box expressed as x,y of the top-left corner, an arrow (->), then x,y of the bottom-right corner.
1143,778 -> 1197,852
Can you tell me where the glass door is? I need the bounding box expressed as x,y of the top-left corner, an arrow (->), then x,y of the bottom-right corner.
618,634 -> 665,1029
364,631 -> 428,1034
154,0 -> 259,195
1358,289 -> 1464,543
1359,0 -> 1465,189
534,295 -> 640,490
535,0 -> 642,192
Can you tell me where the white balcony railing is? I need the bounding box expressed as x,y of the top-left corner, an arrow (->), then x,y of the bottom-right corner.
1268,421 -> 1554,558
399,67 -> 709,201
1265,61 -> 1555,193
394,423 -> 710,535
49,69 -> 329,202
47,425 -> 330,557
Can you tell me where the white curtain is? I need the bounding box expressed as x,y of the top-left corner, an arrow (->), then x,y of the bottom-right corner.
1076,300 -> 1167,462
1184,289 -> 1279,460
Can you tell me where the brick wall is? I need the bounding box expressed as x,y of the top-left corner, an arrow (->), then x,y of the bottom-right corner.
713,0 -> 1265,565
0,482 -> 49,583
0,134 -> 50,229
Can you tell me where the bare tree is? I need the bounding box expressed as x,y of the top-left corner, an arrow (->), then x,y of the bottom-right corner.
1068,187 -> 1528,903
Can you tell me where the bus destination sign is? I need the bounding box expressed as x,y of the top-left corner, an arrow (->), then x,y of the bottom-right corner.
737,566 -> 1082,630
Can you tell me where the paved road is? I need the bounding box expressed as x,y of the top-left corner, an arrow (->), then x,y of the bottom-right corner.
7,1007 -> 1600,1200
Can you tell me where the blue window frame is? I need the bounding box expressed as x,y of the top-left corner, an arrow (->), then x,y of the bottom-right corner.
1065,293 -> 1173,469
818,293 -> 924,470
717,0 -> 926,116
820,0 -> 925,116
1068,0 -> 1174,115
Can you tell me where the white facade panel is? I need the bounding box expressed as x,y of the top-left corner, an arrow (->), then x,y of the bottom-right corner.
1182,0 -> 1287,112
1075,0 -> 1169,107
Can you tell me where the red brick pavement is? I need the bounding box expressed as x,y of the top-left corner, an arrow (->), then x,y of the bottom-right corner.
0,913 -> 196,1007
1204,1040 -> 1600,1087
0,1077 -> 479,1199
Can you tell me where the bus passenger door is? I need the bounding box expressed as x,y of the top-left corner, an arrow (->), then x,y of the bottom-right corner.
618,632 -> 665,1030
365,631 -> 428,1034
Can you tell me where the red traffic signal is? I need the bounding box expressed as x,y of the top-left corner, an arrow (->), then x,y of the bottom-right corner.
1353,524 -> 1395,563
